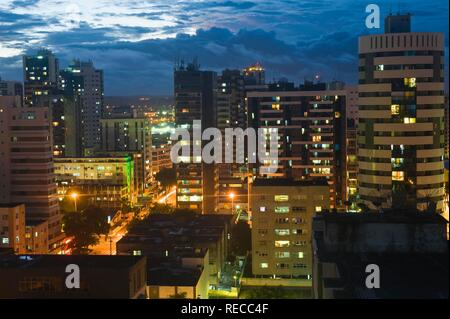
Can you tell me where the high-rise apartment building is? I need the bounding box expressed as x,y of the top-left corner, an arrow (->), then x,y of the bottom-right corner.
23,49 -> 59,107
0,98 -> 62,251
358,14 -> 445,212
251,179 -> 329,281
174,61 -> 218,213
60,60 -> 104,151
243,63 -> 265,86
345,86 -> 359,207
0,77 -> 23,98
247,81 -> 347,208
217,69 -> 248,213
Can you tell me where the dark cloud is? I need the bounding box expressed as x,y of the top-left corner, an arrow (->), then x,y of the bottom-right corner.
0,0 -> 447,95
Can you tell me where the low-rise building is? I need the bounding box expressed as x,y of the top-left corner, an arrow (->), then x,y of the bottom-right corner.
312,210 -> 449,298
117,214 -> 232,286
54,156 -> 137,209
0,254 -> 147,298
147,250 -> 210,299
251,178 -> 330,282
0,204 -> 26,254
25,219 -> 48,254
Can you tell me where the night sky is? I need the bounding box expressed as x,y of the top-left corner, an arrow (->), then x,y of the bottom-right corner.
0,0 -> 448,95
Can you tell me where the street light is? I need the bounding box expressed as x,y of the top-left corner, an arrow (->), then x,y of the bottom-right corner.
229,192 -> 235,215
70,192 -> 78,212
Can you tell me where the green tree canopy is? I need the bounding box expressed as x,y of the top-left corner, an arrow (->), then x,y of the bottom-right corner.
63,206 -> 110,254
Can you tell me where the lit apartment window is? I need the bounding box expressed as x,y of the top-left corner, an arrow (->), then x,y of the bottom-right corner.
315,206 -> 322,212
376,64 -> 384,71
391,158 -> 404,168
312,135 -> 321,142
259,206 -> 266,212
391,104 -> 400,115
2,238 -> 9,244
132,250 -> 142,256
275,252 -> 290,258
404,117 -> 416,124
392,171 -> 404,181
272,103 -> 280,110
260,263 -> 268,269
275,206 -> 290,214
297,252 -> 304,259
275,229 -> 290,236
404,77 -> 416,88
274,195 -> 289,202
275,240 -> 290,248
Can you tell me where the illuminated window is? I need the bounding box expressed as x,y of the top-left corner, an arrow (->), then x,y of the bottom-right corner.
312,135 -> 321,142
275,229 -> 290,236
272,103 -> 280,110
275,240 -> 290,248
132,250 -> 142,256
404,77 -> 416,88
274,195 -> 289,202
297,252 -> 304,259
391,158 -> 404,168
260,263 -> 268,269
275,206 -> 290,213
275,252 -> 290,258
404,117 -> 416,124
315,206 -> 322,212
391,104 -> 400,115
392,171 -> 404,181
335,111 -> 341,118
376,64 -> 384,71
259,206 -> 266,212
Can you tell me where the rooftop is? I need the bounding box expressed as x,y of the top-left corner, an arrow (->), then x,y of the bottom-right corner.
315,210 -> 448,224
252,178 -> 329,187
0,255 -> 145,269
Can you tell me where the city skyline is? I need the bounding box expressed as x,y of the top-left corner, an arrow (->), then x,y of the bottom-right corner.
0,0 -> 449,95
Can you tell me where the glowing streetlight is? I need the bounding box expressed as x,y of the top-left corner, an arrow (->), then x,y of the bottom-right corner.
229,192 -> 235,214
70,192 -> 78,212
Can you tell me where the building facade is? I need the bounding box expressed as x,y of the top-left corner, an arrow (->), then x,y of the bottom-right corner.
54,156 -> 137,209
0,102 -> 62,252
358,14 -> 446,212
0,77 -> 23,98
247,83 -> 347,208
251,179 -> 330,281
0,204 -> 26,254
174,62 -> 218,213
60,60 -> 104,151
217,69 -> 248,214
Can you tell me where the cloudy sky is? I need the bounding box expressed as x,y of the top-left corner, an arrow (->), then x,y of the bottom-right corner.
0,0 -> 448,95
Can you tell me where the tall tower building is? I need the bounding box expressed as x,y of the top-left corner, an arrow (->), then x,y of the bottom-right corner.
217,69 -> 248,213
23,49 -> 59,107
247,81 -> 347,208
243,63 -> 265,86
174,61 -> 218,213
358,14 -> 445,212
60,60 -> 104,152
0,97 -> 62,251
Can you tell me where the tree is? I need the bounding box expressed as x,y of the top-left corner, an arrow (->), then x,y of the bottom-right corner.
155,167 -> 176,191
63,206 -> 110,254
230,221 -> 251,257
150,203 -> 174,214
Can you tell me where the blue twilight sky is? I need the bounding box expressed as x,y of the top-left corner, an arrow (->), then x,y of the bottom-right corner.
0,0 -> 448,95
